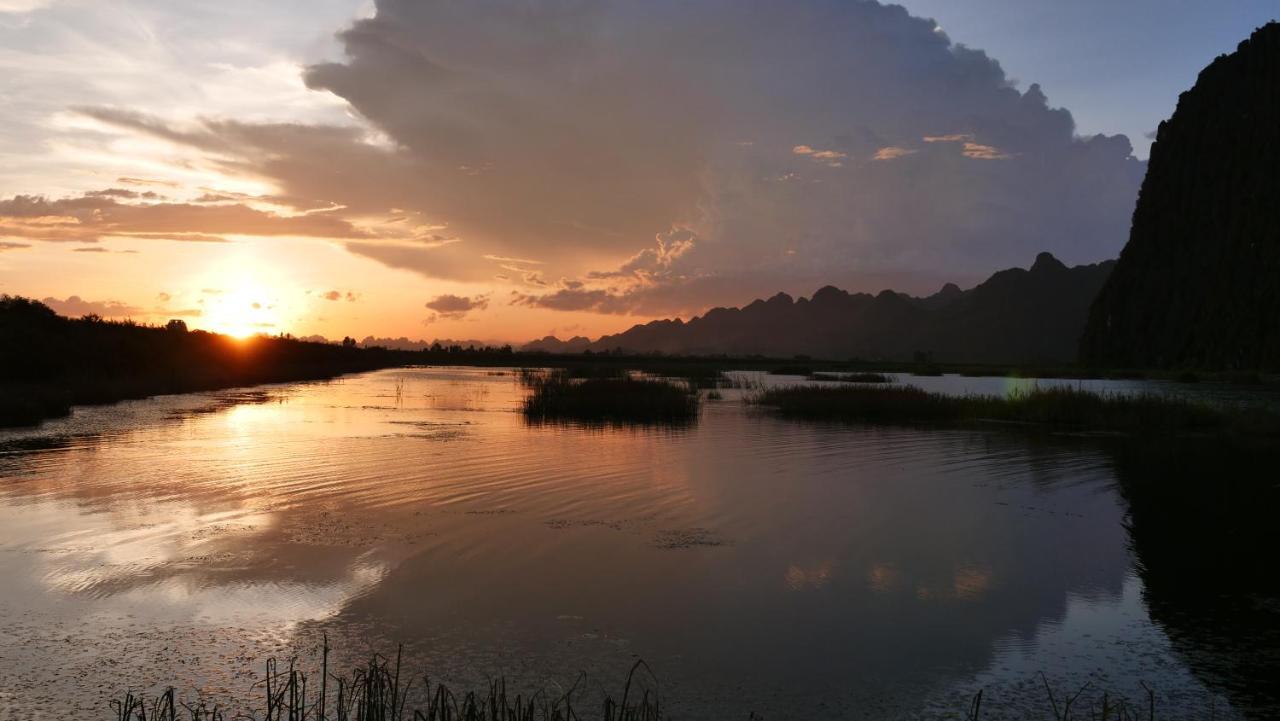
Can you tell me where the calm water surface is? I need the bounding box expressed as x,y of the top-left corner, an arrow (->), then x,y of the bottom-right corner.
0,368 -> 1271,718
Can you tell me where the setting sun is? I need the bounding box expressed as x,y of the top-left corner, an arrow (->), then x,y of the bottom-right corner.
197,275 -> 284,338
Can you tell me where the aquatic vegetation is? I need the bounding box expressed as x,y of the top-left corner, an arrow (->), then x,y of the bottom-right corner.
767,365 -> 814,376
522,375 -> 699,425
912,364 -> 945,376
562,365 -> 630,379
107,646 -> 1240,721
637,364 -> 726,388
750,384 -> 1280,437
809,371 -> 895,383
112,645 -> 666,721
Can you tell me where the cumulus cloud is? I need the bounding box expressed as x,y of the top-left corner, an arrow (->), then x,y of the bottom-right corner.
41,295 -> 141,318
424,293 -> 489,321
305,0 -> 1141,312
26,0 -> 1143,316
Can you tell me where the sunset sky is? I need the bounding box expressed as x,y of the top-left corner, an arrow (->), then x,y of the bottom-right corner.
0,0 -> 1274,343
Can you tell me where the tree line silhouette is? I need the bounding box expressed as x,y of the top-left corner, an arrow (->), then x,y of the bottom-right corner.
0,295 -> 519,427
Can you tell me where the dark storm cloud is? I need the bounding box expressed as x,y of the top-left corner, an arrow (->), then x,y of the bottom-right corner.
305,0 -> 1142,313
57,0 -> 1143,315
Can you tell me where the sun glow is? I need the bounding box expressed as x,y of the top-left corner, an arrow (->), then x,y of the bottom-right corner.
198,275 -> 285,339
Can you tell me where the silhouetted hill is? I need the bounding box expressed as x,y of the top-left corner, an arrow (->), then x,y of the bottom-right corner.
548,253 -> 1113,363
522,335 -> 593,353
362,336 -> 503,351
1081,23 -> 1280,370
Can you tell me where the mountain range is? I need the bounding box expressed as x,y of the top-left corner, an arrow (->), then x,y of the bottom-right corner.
525,252 -> 1114,363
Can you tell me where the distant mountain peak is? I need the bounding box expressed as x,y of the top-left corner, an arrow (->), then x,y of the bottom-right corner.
1031,252 -> 1067,273
811,285 -> 848,303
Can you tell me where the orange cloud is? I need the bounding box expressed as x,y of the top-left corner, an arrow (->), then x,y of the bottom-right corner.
873,146 -> 918,161
961,142 -> 1013,160
0,193 -> 370,244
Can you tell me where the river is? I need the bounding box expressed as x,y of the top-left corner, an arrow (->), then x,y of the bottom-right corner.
0,367 -> 1275,719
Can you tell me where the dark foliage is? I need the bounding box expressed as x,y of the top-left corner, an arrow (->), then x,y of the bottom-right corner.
1081,23 -> 1280,370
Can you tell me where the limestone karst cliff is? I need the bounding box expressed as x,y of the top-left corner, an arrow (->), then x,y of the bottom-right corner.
1081,23 -> 1280,369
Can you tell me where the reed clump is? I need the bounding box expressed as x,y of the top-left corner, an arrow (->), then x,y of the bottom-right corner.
767,365 -> 815,376
750,384 -> 1280,438
522,375 -> 699,425
637,364 -> 726,388
108,650 -> 1238,721
808,371 -> 895,383
112,644 -> 665,721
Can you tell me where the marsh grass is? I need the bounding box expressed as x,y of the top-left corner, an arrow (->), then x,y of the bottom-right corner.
750,384 -> 1280,438
109,648 -> 1235,721
912,364 -> 945,376
637,364 -> 726,388
522,375 -> 699,425
808,371 -> 895,383
111,643 -> 666,721
766,365 -> 814,376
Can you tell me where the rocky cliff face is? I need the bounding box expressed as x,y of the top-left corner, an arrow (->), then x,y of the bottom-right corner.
1081,23 -> 1280,369
525,253 -> 1113,363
